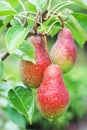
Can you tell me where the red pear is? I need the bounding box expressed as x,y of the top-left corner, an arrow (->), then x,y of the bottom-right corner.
50,28 -> 77,73
20,35 -> 51,88
37,64 -> 70,119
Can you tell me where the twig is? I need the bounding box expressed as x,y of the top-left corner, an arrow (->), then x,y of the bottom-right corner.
33,12 -> 40,34
1,52 -> 9,61
26,10 -> 48,37
2,79 -> 7,82
33,10 -> 48,29
42,10 -> 48,21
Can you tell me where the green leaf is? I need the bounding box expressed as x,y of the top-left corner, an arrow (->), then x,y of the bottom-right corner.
3,16 -> 13,25
7,0 -> 23,13
8,86 -> 34,124
50,0 -> 68,8
6,0 -> 20,9
28,0 -> 47,11
25,1 -> 37,12
0,1 -> 17,16
72,0 -> 87,10
6,25 -> 29,54
0,16 -> 13,35
0,60 -> 4,81
65,15 -> 87,47
44,17 -> 58,26
19,40 -> 35,62
4,106 -> 26,129
48,0 -> 74,13
49,26 -> 60,37
14,40 -> 35,63
72,13 -> 87,34
27,15 -> 35,27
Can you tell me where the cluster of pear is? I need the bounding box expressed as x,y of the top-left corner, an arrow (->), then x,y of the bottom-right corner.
20,28 -> 77,119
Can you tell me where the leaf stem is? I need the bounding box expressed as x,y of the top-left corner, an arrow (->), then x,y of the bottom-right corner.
32,10 -> 48,31
33,12 -> 40,34
18,0 -> 27,26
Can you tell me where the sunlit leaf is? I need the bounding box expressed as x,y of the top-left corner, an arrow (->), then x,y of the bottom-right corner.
6,25 -> 29,54
0,1 -> 17,16
72,13 -> 87,34
25,1 -> 37,12
28,0 -> 47,11
65,15 -> 87,47
14,40 -> 35,63
72,0 -> 87,10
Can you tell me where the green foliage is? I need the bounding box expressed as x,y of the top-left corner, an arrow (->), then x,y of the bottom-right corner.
18,41 -> 35,63
25,1 -> 37,13
65,15 -> 87,47
0,60 -> 4,81
72,0 -> 87,10
28,0 -> 47,12
64,65 -> 87,118
14,40 -> 35,63
0,16 -> 13,35
6,25 -> 29,54
72,13 -> 87,34
8,86 -> 34,124
0,1 -> 17,16
0,0 -> 87,47
4,106 -> 26,129
6,0 -> 22,10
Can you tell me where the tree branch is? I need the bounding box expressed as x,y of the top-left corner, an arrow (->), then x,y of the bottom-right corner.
34,10 -> 48,29
1,52 -> 9,61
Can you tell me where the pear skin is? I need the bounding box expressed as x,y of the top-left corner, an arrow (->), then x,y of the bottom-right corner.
20,35 -> 51,88
37,64 -> 70,119
50,28 -> 77,73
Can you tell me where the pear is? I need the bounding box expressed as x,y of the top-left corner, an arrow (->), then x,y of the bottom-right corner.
50,28 -> 77,73
37,64 -> 70,119
20,35 -> 51,88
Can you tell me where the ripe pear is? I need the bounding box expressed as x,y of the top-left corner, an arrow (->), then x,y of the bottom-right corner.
20,35 -> 51,88
37,64 -> 70,119
50,28 -> 77,73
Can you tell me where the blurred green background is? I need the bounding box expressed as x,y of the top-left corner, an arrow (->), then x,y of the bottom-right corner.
0,31 -> 87,130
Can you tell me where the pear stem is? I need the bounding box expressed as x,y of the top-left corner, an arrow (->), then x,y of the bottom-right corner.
50,12 -> 65,28
58,15 -> 65,28
42,35 -> 48,52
